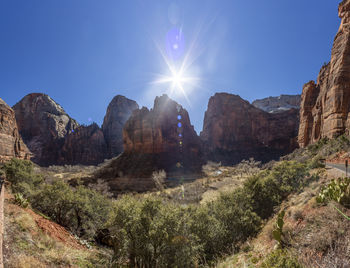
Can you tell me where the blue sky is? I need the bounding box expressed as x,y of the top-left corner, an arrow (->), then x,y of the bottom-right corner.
0,0 -> 340,133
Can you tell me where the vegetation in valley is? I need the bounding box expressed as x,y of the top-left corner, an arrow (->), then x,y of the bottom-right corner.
3,134 -> 350,267
1,158 -> 314,267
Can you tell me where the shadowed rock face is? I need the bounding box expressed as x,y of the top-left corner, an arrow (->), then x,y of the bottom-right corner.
93,95 -> 204,193
200,93 -> 299,165
123,94 -> 204,175
102,95 -> 139,158
59,123 -> 108,165
298,0 -> 350,147
12,93 -> 140,166
0,98 -> 30,162
13,93 -> 79,165
252,95 -> 301,113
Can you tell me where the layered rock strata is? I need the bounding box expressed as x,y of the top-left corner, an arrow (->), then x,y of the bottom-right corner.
298,0 -> 350,147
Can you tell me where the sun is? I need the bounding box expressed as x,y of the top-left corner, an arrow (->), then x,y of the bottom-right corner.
170,69 -> 188,90
152,64 -> 198,104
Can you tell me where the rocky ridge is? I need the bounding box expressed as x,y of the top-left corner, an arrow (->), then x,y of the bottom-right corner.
252,94 -> 301,113
12,93 -> 138,166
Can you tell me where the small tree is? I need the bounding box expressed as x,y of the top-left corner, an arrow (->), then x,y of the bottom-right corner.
88,179 -> 113,197
152,170 -> 166,191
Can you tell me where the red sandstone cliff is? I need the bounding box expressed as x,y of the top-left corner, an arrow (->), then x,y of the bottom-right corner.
201,93 -> 299,164
0,98 -> 30,162
298,0 -> 350,147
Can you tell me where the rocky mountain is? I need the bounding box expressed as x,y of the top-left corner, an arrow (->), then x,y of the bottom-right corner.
0,98 -> 31,162
298,0 -> 350,147
102,95 -> 139,158
94,94 -> 204,192
252,94 -> 301,113
13,93 -> 79,165
200,93 -> 299,165
12,93 -> 139,166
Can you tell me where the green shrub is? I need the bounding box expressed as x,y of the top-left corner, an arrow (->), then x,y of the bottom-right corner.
210,188 -> 262,250
260,249 -> 303,268
244,161 -> 309,219
316,177 -> 350,208
31,181 -> 113,239
187,205 -> 226,263
307,156 -> 325,169
1,158 -> 42,197
109,196 -> 201,267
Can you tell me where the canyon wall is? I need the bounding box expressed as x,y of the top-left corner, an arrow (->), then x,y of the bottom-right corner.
201,93 -> 299,165
13,93 -> 138,166
298,0 -> 350,147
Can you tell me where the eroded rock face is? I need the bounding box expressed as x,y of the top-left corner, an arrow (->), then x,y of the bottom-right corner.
102,95 -> 138,158
201,93 -> 299,165
94,94 -> 204,192
59,123 -> 108,165
252,94 -> 301,113
0,98 -> 30,162
13,93 -> 79,165
298,0 -> 350,147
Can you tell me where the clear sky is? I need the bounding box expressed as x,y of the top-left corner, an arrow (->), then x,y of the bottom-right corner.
0,0 -> 340,133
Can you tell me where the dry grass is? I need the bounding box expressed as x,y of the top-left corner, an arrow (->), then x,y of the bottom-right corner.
141,164 -> 252,205
3,191 -> 113,268
216,166 -> 350,268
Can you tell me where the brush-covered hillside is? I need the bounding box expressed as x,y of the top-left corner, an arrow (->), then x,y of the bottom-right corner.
1,135 -> 350,267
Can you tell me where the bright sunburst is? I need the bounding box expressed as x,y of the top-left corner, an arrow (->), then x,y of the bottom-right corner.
151,47 -> 200,105
148,25 -> 203,105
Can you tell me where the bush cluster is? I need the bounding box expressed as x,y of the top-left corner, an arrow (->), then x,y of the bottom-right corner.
2,158 -> 112,240
2,159 -> 310,266
108,160 -> 310,266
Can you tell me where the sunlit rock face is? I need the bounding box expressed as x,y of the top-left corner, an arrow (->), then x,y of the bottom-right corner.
13,93 -> 79,165
102,95 -> 139,158
59,123 -> 108,165
0,98 -> 31,162
298,0 -> 350,147
252,95 -> 301,113
201,93 -> 299,165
